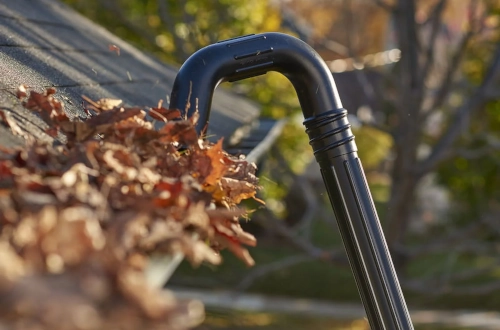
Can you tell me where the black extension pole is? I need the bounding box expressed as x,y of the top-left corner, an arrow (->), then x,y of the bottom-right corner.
169,32 -> 414,330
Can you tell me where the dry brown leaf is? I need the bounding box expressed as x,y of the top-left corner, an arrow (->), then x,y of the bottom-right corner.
85,107 -> 143,127
95,98 -> 123,111
0,110 -> 26,138
203,139 -> 228,186
220,177 -> 257,204
150,100 -> 182,122
0,241 -> 26,283
23,89 -> 65,118
186,240 -> 221,266
225,240 -> 255,267
109,44 -> 121,56
16,84 -> 27,99
158,120 -> 198,145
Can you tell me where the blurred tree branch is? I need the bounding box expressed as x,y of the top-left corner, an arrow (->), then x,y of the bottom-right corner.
157,0 -> 188,61
253,207 -> 346,264
417,42 -> 500,176
373,0 -> 395,11
420,0 -> 447,84
235,254 -> 316,292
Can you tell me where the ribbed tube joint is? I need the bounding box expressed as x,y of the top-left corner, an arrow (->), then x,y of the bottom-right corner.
303,108 -> 357,162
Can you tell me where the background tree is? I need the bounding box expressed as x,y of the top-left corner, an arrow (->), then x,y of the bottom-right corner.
277,0 -> 500,296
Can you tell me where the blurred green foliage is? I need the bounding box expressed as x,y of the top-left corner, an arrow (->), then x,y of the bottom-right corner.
352,126 -> 393,171
436,100 -> 500,222
64,0 -> 280,63
436,23 -> 500,223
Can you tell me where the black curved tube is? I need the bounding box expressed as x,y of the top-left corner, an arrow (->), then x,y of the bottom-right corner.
169,33 -> 342,133
170,32 -> 414,330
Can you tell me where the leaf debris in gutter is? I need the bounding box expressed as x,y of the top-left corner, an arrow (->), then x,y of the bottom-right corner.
0,86 -> 263,330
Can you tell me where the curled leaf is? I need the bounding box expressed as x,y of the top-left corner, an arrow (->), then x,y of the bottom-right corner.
150,100 -> 182,122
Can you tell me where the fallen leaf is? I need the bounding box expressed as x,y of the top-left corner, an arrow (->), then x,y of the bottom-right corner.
16,84 -> 27,99
109,44 -> 121,56
0,110 -> 26,138
203,139 -> 228,186
95,98 -> 123,111
149,100 -> 182,122
220,177 -> 257,204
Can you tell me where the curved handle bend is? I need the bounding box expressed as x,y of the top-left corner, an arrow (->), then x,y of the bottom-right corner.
169,32 -> 342,132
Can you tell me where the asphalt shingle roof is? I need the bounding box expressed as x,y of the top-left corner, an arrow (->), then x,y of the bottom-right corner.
0,0 -> 261,149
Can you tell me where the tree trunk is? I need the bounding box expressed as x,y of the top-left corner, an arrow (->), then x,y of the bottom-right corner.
385,164 -> 417,271
384,0 -> 424,272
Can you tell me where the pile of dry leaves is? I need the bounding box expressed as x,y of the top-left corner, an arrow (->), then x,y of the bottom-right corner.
0,86 -> 261,330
